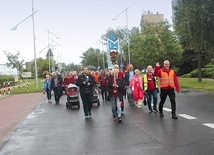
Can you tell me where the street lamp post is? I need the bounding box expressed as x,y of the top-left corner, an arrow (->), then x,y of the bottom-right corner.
112,6 -> 131,64
47,30 -> 59,73
11,0 -> 38,88
101,40 -> 105,70
51,39 -> 60,72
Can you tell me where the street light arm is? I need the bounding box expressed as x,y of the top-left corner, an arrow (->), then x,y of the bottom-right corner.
112,7 -> 130,20
39,45 -> 49,54
112,6 -> 131,64
51,39 -> 61,46
47,30 -> 60,39
10,10 -> 38,30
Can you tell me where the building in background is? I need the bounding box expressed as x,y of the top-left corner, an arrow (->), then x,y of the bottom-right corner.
25,62 -> 32,71
140,10 -> 164,28
0,64 -> 17,75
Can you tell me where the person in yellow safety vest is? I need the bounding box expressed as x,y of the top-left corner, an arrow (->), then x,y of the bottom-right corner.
154,60 -> 180,119
143,65 -> 159,113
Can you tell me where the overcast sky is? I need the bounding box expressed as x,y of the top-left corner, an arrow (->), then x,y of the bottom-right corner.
0,0 -> 173,65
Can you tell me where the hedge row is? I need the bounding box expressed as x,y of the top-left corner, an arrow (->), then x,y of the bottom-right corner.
181,68 -> 214,79
0,76 -> 15,86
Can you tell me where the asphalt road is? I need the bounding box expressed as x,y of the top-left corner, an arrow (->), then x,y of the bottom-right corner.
0,89 -> 214,155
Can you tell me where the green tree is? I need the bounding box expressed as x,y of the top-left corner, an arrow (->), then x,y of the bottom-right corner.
130,21 -> 183,70
80,47 -> 107,69
30,57 -> 55,78
3,51 -> 25,77
172,0 -> 214,82
64,63 -> 81,71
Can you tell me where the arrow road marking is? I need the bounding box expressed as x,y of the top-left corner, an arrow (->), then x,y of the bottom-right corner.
178,114 -> 197,120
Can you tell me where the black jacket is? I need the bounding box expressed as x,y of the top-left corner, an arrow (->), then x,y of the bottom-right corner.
76,73 -> 96,95
124,70 -> 135,86
51,74 -> 63,90
106,77 -> 126,101
51,74 -> 64,97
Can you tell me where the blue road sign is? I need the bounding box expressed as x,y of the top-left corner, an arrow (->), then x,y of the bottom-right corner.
109,34 -> 115,41
107,38 -> 119,51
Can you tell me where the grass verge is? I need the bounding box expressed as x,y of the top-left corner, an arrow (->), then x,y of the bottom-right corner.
8,78 -> 44,94
179,78 -> 214,91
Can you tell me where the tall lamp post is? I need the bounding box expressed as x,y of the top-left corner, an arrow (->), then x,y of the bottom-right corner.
11,0 -> 38,88
51,39 -> 60,72
101,40 -> 106,70
112,6 -> 131,64
47,30 -> 59,73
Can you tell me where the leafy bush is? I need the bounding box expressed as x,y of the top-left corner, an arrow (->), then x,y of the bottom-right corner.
0,75 -> 15,86
183,68 -> 214,79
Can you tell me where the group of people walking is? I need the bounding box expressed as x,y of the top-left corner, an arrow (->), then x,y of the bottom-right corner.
43,59 -> 180,123
43,70 -> 77,104
124,60 -> 179,119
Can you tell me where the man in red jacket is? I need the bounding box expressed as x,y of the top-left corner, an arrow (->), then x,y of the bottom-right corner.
154,60 -> 180,119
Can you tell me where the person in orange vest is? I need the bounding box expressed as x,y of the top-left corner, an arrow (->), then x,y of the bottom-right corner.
93,71 -> 100,86
154,60 -> 180,119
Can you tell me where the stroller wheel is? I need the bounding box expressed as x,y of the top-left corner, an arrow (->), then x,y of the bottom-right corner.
97,100 -> 100,107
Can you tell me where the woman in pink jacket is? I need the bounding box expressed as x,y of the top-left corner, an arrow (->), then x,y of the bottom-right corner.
129,69 -> 144,108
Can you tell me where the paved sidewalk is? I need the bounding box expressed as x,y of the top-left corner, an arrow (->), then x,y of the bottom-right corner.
0,93 -> 44,147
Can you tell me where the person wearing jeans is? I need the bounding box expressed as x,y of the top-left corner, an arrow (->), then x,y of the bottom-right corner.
43,74 -> 52,103
107,69 -> 126,123
143,65 -> 159,112
124,64 -> 135,106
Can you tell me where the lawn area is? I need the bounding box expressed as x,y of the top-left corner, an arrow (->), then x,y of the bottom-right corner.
8,78 -> 44,94
179,77 -> 214,91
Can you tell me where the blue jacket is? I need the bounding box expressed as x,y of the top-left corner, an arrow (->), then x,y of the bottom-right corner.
43,79 -> 51,91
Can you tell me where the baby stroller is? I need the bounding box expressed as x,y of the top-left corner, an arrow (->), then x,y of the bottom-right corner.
93,87 -> 100,107
66,84 -> 80,109
127,87 -> 135,106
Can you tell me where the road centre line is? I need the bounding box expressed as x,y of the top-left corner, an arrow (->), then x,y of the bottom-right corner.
203,123 -> 214,129
178,114 -> 197,120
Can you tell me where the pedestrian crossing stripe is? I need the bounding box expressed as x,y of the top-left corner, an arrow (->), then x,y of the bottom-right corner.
178,114 -> 197,120
203,123 -> 214,129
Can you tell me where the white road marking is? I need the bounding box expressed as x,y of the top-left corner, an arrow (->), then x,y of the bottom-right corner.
178,114 -> 197,120
203,123 -> 214,129
163,108 -> 172,112
160,108 -> 214,130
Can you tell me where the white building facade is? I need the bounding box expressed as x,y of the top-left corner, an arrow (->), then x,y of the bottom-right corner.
0,64 -> 17,75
